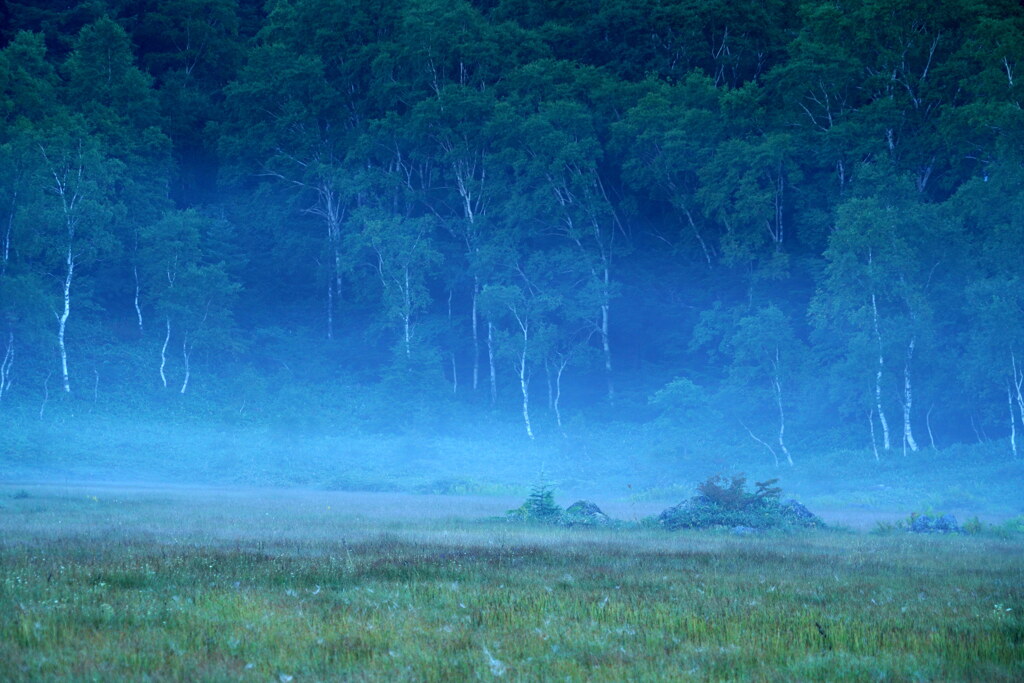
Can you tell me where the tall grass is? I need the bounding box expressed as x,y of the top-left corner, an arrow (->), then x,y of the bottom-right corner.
1,485 -> 1021,681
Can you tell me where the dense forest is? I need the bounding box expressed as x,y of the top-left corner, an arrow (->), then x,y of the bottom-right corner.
1,0 -> 1023,475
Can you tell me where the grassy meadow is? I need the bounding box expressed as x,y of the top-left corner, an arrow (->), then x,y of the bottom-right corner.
1,484 -> 1022,681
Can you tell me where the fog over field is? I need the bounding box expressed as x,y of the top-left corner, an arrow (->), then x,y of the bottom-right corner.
2,0 -> 1024,524
5,2 -> 1024,678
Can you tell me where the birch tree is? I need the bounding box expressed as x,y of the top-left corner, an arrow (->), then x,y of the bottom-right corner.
479,282 -> 557,440
360,213 -> 441,362
224,42 -> 357,339
140,209 -> 239,393
410,86 -> 503,394
813,183 -> 952,454
31,120 -> 120,394
510,92 -> 627,403
616,74 -> 723,264
725,305 -> 803,466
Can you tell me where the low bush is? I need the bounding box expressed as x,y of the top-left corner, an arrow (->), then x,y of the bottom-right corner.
506,484 -> 612,527
658,473 -> 825,531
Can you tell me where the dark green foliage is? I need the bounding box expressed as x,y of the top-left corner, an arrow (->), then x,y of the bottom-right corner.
755,478 -> 782,499
507,483 -> 562,523
507,486 -> 612,527
695,473 -> 783,510
2,0 -> 1024,464
696,473 -> 751,509
660,474 -> 824,531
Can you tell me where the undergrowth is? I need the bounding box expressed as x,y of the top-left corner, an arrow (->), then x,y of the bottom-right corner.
1,486 -> 1021,681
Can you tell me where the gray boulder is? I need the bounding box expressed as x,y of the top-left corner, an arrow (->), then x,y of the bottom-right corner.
780,499 -> 826,527
563,500 -> 611,526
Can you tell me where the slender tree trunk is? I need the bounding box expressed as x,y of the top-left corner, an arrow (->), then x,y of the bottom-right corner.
772,350 -> 793,465
403,266 -> 412,358
450,353 -> 457,394
180,334 -> 191,394
0,331 -> 13,400
160,317 -> 170,388
326,278 -> 334,340
554,357 -> 567,433
601,264 -> 614,403
512,308 -> 533,439
487,321 -> 497,405
333,245 -> 343,326
926,403 -> 936,450
471,278 -> 480,391
40,371 -> 51,419
2,199 -> 14,276
133,264 -> 144,335
518,345 -> 533,439
871,292 -> 891,450
743,421 -> 779,467
903,337 -> 919,453
455,162 -> 483,393
682,206 -> 712,265
1009,382 -> 1018,459
57,245 -> 74,393
1012,353 -> 1024,431
319,183 -> 345,341
868,407 -> 880,461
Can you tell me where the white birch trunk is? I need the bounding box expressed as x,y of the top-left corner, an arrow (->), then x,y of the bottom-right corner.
455,159 -> 484,394
2,201 -> 13,276
903,337 -> 919,453
772,349 -> 793,465
1009,382 -> 1018,459
512,308 -> 533,439
40,371 -> 51,419
57,245 -> 74,393
326,278 -> 334,340
871,292 -> 891,450
554,357 -> 567,433
517,347 -> 533,439
180,334 -> 191,394
133,264 -> 144,335
487,321 -> 497,405
1012,353 -> 1024,432
868,408 -> 880,461
471,278 -> 480,391
601,266 -> 614,403
0,331 -> 13,400
925,404 -> 936,450
450,353 -> 457,394
743,421 -> 779,467
160,317 -> 170,388
403,266 -> 412,357
319,183 -> 345,341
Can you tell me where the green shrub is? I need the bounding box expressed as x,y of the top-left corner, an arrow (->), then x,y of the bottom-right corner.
507,483 -> 562,522
659,474 -> 822,531
963,516 -> 983,535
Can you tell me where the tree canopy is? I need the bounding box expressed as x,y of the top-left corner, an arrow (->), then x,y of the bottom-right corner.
1,0 -> 1023,460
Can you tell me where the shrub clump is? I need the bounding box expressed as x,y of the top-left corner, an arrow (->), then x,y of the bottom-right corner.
909,512 -> 961,534
507,483 -> 563,523
507,484 -> 611,527
657,474 -> 824,531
